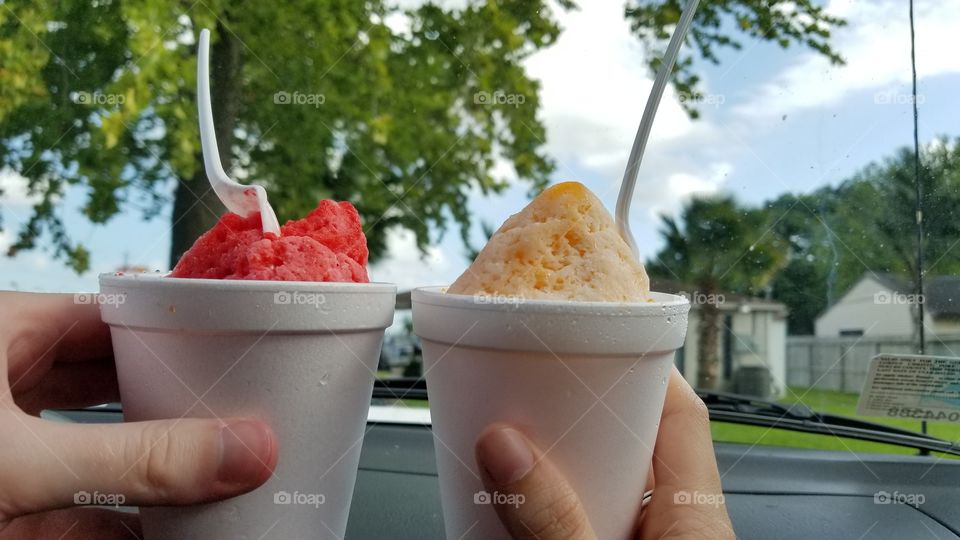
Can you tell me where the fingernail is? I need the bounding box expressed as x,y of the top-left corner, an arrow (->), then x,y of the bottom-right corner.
477,427 -> 535,486
218,420 -> 274,484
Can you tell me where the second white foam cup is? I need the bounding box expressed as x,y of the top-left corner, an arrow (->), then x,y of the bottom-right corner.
412,287 -> 689,540
99,273 -> 396,540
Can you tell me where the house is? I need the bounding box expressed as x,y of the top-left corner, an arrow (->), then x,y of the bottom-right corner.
814,272 -> 960,338
650,280 -> 788,397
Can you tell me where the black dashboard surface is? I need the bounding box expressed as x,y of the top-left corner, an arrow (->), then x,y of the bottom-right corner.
349,423 -> 960,540
52,409 -> 960,539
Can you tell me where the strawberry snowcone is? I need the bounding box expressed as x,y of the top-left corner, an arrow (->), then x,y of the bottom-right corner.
100,197 -> 394,539
171,200 -> 369,282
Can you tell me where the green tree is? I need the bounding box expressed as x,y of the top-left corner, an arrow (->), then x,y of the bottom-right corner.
0,0 -> 558,269
763,138 -> 960,336
765,191 -> 832,335
834,140 -> 960,282
824,139 -> 960,338
0,0 -> 846,271
649,196 -> 786,389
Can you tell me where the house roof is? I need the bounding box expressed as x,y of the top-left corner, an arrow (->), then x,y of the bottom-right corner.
869,272 -> 960,317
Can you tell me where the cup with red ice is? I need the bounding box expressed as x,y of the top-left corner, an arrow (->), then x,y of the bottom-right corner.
100,200 -> 395,540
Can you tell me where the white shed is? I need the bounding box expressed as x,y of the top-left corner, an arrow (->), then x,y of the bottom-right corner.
652,280 -> 789,397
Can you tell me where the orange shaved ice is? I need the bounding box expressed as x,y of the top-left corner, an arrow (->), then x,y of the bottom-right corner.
447,182 -> 649,301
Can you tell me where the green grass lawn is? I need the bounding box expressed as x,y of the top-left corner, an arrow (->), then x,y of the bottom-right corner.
711,386 -> 960,457
399,399 -> 429,408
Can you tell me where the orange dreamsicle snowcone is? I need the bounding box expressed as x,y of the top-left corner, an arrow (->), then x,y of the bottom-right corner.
448,181 -> 650,301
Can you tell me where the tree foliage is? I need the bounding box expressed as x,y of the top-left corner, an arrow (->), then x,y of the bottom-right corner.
625,0 -> 846,117
659,138 -> 960,337
772,139 -> 960,333
0,0 -> 847,272
0,0 -> 559,269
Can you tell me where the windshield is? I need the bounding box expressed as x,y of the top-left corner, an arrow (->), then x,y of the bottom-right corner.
2,1 -> 957,456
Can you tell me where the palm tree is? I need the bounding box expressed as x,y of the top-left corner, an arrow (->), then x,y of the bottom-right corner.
649,196 -> 786,389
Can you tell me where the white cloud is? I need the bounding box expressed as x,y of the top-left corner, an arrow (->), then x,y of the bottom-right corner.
0,168 -> 40,208
368,226 -> 457,291
27,252 -> 51,270
524,0 -> 696,174
652,162 -> 732,217
736,0 -> 960,120
518,0 -> 737,248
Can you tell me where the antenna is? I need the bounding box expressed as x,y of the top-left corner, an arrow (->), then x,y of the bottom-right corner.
908,0 -> 927,439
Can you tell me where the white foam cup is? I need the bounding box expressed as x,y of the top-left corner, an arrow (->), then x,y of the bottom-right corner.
99,273 -> 396,539
412,287 -> 689,540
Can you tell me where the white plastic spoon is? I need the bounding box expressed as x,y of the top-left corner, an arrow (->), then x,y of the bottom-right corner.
615,0 -> 701,259
197,28 -> 281,236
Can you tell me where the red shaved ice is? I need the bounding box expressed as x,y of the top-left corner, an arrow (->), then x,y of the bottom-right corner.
170,200 -> 369,282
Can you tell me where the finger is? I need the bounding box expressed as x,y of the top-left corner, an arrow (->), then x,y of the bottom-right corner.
0,507 -> 140,540
638,367 -> 734,539
0,412 -> 277,519
2,293 -> 113,394
14,360 -> 121,414
475,425 -> 596,540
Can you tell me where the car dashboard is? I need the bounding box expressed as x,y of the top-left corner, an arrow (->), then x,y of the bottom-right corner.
53,406 -> 960,539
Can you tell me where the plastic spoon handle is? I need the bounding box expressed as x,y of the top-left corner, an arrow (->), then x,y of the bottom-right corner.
615,0 -> 701,259
197,29 -> 281,236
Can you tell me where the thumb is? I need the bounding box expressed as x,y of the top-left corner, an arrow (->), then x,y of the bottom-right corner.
2,412 -> 276,518
638,368 -> 734,539
475,425 -> 596,540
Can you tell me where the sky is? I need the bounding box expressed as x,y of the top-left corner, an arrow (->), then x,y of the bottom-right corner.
2,0 -> 960,294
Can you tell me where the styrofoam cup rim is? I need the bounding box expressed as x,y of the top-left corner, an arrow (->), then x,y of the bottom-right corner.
412,286 -> 689,315
99,272 -> 396,293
